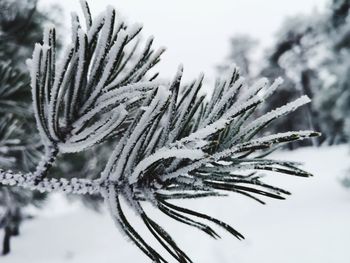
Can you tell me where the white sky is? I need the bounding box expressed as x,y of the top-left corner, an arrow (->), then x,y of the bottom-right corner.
39,0 -> 328,83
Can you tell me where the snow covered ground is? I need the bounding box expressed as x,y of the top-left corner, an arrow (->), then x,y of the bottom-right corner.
2,145 -> 350,263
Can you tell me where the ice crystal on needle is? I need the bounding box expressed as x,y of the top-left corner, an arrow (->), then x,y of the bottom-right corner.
0,1 -> 319,262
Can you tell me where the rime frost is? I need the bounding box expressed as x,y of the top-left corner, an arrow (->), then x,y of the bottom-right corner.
0,1 -> 320,263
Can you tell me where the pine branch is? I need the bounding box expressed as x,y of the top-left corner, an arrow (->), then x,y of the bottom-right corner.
0,1 -> 321,262
25,2 -> 164,182
0,169 -> 100,195
0,116 -> 18,167
0,63 -> 31,117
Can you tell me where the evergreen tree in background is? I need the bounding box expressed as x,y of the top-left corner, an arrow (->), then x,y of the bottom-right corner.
217,35 -> 257,77
0,0 -> 61,255
218,19 -> 321,148
219,0 -> 350,147
259,15 -> 322,148
0,1 -> 319,262
313,0 -> 350,144
0,0 -> 62,70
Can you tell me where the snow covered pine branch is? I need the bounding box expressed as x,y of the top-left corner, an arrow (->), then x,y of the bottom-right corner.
0,1 -> 319,262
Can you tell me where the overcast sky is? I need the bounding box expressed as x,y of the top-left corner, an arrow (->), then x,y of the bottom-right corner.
39,0 -> 328,83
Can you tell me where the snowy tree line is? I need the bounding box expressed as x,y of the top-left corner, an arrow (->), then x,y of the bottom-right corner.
0,0 -> 57,255
219,0 -> 350,147
0,0 -> 344,261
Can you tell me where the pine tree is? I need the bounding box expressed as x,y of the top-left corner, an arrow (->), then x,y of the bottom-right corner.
0,0 -> 60,255
313,0 -> 350,144
217,34 -> 257,77
0,0 -> 62,70
0,1 -> 319,262
245,0 -> 350,146
0,64 -> 46,255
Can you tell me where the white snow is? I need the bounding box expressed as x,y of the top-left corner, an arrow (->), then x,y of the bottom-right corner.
81,30 -> 128,113
2,145 -> 350,263
129,148 -> 204,184
202,77 -> 244,126
109,86 -> 171,182
126,23 -> 143,40
29,43 -> 51,145
235,96 -> 311,141
69,29 -> 87,121
87,7 -> 115,85
79,0 -> 92,31
62,106 -> 128,153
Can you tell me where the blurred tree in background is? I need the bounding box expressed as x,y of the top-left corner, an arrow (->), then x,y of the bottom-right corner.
314,0 -> 350,144
0,0 -> 62,255
219,0 -> 350,147
217,34 -> 258,77
259,15 -> 322,148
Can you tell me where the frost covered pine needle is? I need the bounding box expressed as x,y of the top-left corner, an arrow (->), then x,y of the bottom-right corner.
0,1 -> 320,262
